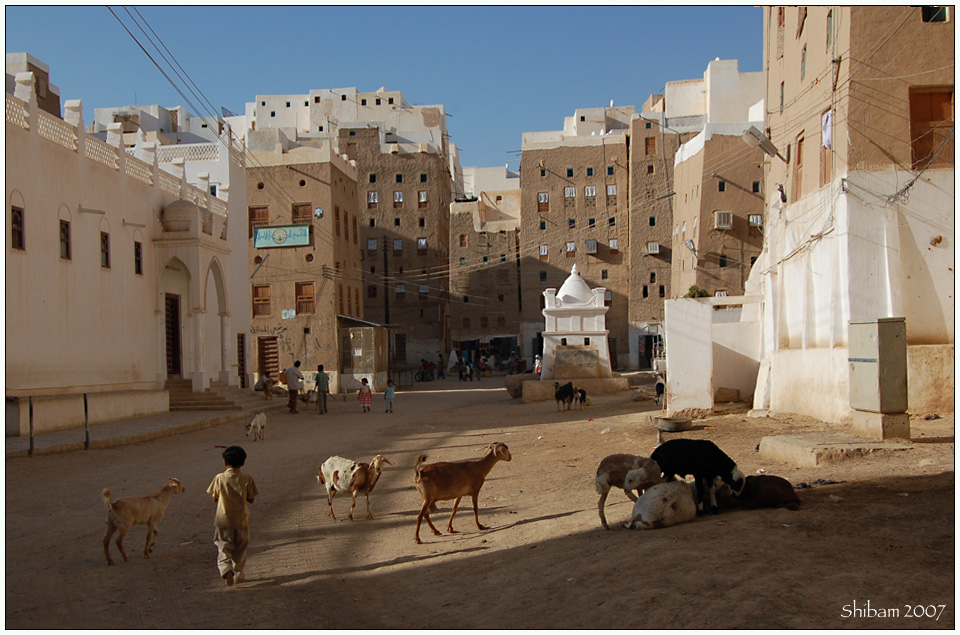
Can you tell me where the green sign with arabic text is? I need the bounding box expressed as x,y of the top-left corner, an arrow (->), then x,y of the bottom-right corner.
254,224 -> 311,248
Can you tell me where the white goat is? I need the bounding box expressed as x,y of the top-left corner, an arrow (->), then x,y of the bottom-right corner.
624,480 -> 697,530
595,454 -> 662,529
244,411 -> 266,441
317,455 -> 392,521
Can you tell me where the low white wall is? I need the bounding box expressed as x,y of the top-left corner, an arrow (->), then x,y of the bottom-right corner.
770,348 -> 852,424
907,344 -> 954,413
11,390 -> 169,437
664,299 -> 714,412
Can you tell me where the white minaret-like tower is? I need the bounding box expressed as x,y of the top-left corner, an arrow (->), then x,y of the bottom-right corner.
540,265 -> 613,380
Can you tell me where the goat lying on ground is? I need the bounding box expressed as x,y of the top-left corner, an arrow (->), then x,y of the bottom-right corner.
244,411 -> 266,441
554,382 -> 575,411
651,439 -> 745,514
102,478 -> 185,565
717,474 -> 801,511
318,455 -> 392,521
595,454 -> 661,529
414,442 -> 512,544
624,480 -> 698,530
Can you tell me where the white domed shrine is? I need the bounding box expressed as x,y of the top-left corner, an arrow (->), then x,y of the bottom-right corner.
540,265 -> 613,380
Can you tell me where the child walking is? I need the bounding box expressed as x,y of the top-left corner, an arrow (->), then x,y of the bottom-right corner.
384,379 -> 396,413
358,377 -> 372,413
207,445 -> 259,587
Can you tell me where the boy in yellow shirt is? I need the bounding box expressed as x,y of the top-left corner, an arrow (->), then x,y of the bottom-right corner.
207,445 -> 259,586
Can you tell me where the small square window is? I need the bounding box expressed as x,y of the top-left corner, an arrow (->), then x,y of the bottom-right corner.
540,169 -> 546,177
608,216 -> 616,227
601,269 -> 608,280
539,270 -> 547,282
922,6 -> 948,22
566,168 -> 574,177
500,253 -> 506,263
645,121 -> 652,129
586,167 -> 594,177
659,285 -> 665,298
539,220 -> 546,230
286,101 -> 291,107
270,111 -> 276,118
394,218 -> 401,227
376,98 -> 381,105
568,218 -> 576,229
361,99 -> 367,106
370,219 -> 376,227
647,165 -> 654,174
459,257 -> 466,266
498,294 -> 505,302
419,217 -> 425,227
420,173 -> 428,183
261,101 -> 266,106
482,256 -> 489,263
752,181 -> 761,193
341,94 -> 346,101
607,166 -> 614,175
718,180 -> 726,192
649,216 -> 656,227
369,173 -> 377,183
588,218 -> 596,228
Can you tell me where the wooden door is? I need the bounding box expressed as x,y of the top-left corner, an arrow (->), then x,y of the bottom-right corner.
164,293 -> 182,377
258,336 -> 279,378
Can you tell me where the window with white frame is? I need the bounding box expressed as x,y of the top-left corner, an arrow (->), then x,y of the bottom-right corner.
584,185 -> 597,197
367,238 -> 378,253
647,242 -> 660,254
585,239 -> 598,254
367,191 -> 379,208
539,244 -> 548,260
538,192 -> 549,213
396,283 -> 406,298
393,239 -> 403,254
418,190 -> 428,207
609,238 -> 619,253
749,214 -> 763,227
393,191 -> 403,207
606,184 -> 617,195
417,237 -> 428,254
714,211 -> 734,229
566,241 -> 576,256
564,186 -> 576,198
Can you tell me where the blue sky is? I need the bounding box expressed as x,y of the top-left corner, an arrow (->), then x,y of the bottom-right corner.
6,6 -> 762,168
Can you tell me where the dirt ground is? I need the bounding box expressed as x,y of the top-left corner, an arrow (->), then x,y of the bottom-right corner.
5,376 -> 955,629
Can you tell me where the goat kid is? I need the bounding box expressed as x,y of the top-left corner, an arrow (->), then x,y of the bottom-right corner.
651,438 -> 745,515
244,411 -> 266,441
554,382 -> 575,411
317,455 -> 392,521
595,454 -> 661,529
102,478 -> 185,566
414,442 -> 511,544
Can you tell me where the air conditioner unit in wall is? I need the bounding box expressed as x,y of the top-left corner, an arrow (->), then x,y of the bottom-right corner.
647,242 -> 660,254
714,211 -> 733,229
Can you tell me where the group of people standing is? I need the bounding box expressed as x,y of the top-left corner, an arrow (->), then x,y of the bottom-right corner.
267,361 -> 395,415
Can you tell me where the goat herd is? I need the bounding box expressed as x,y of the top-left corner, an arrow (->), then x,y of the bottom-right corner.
101,411 -> 802,567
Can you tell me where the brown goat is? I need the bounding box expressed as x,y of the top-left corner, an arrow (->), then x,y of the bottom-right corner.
102,478 -> 185,565
318,455 -> 392,521
413,442 -> 512,544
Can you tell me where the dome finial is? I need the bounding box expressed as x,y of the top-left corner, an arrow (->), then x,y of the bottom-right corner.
571,264 -> 578,275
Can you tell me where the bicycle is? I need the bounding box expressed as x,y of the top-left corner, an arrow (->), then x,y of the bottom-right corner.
414,369 -> 435,382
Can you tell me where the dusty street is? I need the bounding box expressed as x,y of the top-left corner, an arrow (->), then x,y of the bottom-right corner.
5,378 -> 955,629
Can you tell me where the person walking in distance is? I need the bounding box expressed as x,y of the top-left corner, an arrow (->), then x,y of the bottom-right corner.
437,354 -> 445,380
313,364 -> 330,414
384,379 -> 396,413
207,445 -> 259,587
283,361 -> 305,414
358,377 -> 372,413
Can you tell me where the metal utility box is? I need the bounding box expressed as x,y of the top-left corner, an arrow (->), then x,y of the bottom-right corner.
848,318 -> 907,413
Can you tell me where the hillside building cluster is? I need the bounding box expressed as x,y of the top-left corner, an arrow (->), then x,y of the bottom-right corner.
5,6 -> 953,436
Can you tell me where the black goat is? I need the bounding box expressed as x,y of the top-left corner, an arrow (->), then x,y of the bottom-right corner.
554,382 -> 575,411
651,439 -> 744,514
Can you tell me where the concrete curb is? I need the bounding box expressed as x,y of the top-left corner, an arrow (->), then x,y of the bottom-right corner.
6,405 -> 287,458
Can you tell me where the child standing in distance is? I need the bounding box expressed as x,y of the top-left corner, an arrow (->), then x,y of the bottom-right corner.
358,377 -> 372,413
207,445 -> 259,587
384,379 -> 396,413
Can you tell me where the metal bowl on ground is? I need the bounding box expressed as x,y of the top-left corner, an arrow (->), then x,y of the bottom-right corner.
654,416 -> 693,432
